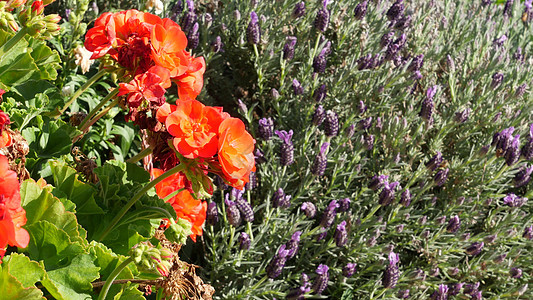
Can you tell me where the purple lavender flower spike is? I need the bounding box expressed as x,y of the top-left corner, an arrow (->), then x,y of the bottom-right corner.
514,165 -> 533,187
494,253 -> 507,264
354,1 -> 368,20
379,181 -> 400,206
186,0 -> 194,11
430,284 -> 449,300
286,231 -> 302,258
314,0 -> 330,32
408,54 -> 424,72
334,221 -> 348,247
397,290 -> 410,299
314,84 -> 327,102
394,15 -> 412,30
420,98 -> 434,123
491,72 -> 504,89
324,110 -> 339,137
446,215 -> 461,233
235,197 -> 254,222
521,124 -> 533,160
448,283 -> 463,296
454,108 -> 471,123
364,134 -> 375,151
320,200 -> 340,228
493,34 -> 507,47
247,12 -> 261,45
265,245 -> 290,279
386,0 -> 404,22
358,117 -> 373,130
369,174 -> 389,191
206,202 -> 219,225
311,264 -> 329,294
523,225 -> 533,239
426,151 -> 443,171
239,232 -> 250,250
275,130 -> 294,166
211,36 -> 224,52
400,189 -> 411,207
510,267 -> 523,278
283,36 -> 297,60
311,142 -> 329,176
434,168 -> 449,186
505,134 -> 520,166
484,234 -> 497,244
503,0 -> 513,17
225,198 -> 242,227
515,83 -> 528,98
312,105 -> 326,126
338,198 -> 351,212
292,79 -> 304,95
383,252 -> 400,288
493,127 -> 515,153
301,202 -> 317,218
380,31 -> 395,48
465,242 -> 484,256
258,118 -> 274,140
187,23 -> 200,49
292,1 -> 306,19
316,227 -> 327,241
273,188 -> 291,208
343,263 -> 357,277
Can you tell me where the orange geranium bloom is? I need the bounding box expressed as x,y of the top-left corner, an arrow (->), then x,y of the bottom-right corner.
165,100 -> 228,159
118,65 -> 171,108
150,19 -> 189,78
0,155 -> 29,262
175,56 -> 206,100
151,168 -> 207,242
218,118 -> 256,189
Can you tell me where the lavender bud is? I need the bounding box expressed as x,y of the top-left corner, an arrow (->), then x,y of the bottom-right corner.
338,198 -> 351,212
448,267 -> 460,276
400,189 -> 411,207
383,252 -> 400,288
286,273 -> 311,300
448,283 -> 464,296
419,215 -> 428,225
354,1 -> 368,20
430,284 -> 449,300
446,215 -> 461,233
314,0 -> 330,32
397,290 -> 410,299
271,88 -> 280,100
454,108 -> 471,123
311,142 -> 329,176
292,79 -> 304,95
493,127 -> 515,153
369,174 -> 389,191
510,267 -> 522,278
504,134 -> 520,166
379,181 -> 400,206
320,200 -> 340,228
380,31 -> 395,48
514,165 -> 533,187
503,0 -> 513,17
275,130 -> 294,166
515,83 -> 528,98
465,242 -> 484,256
312,105 -> 326,126
408,54 -> 424,72
187,23 -> 200,49
446,55 -> 455,73
386,0 -> 405,21
292,1 -> 306,18
493,253 -> 507,264
343,263 -> 357,277
396,224 -> 405,233
334,221 -> 348,247
282,36 -> 297,60
364,134 -> 375,151
421,230 -> 431,239
394,14 -> 412,30
247,12 -> 261,45
225,199 -> 242,227
266,245 -> 290,279
273,188 -> 291,208
426,151 -> 443,171
244,171 -> 257,191
211,36 -> 224,52
491,72 -> 504,89
254,148 -> 266,164
311,264 -> 329,294
493,34 -> 507,47
324,110 -> 339,137
313,54 -> 327,73
436,216 -> 447,225
521,124 -> 533,160
316,227 -> 328,241
206,202 -> 219,225
239,232 -> 251,250
258,118 -> 274,140
235,197 -> 254,223
357,117 -> 373,130
434,168 -> 449,186
181,12 -> 197,34
286,231 -> 302,258
313,84 -> 327,102
420,98 -> 434,123
429,268 -> 440,277
484,234 -> 497,244
301,202 -> 317,218
345,124 -> 356,139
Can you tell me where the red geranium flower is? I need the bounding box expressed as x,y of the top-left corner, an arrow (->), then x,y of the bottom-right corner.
175,55 -> 206,100
118,65 -> 171,108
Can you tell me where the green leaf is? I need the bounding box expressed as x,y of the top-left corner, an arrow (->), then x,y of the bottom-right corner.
0,258 -> 44,299
49,161 -> 104,215
0,30 -> 37,90
27,37 -> 61,81
20,180 -> 88,246
113,282 -> 145,300
41,253 -> 100,300
25,220 -> 85,270
2,253 -> 45,289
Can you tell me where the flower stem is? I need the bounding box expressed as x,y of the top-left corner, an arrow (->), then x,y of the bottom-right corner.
79,97 -> 120,133
59,68 -> 108,116
95,163 -> 186,241
97,257 -> 134,300
126,147 -> 153,164
0,27 -> 28,59
78,88 -> 120,130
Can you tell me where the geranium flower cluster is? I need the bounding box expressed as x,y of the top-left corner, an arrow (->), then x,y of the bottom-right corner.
84,9 -> 205,115
0,154 -> 29,261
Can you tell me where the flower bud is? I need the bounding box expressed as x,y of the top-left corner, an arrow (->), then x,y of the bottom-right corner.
266,245 -> 290,279
246,12 -> 260,45
283,36 -> 297,60
275,130 -> 294,166
465,242 -> 484,256
239,232 -> 251,250
320,200 -> 339,228
383,252 -> 400,288
311,142 -> 329,176
354,1 -> 368,20
311,264 -> 329,294
301,202 -> 316,218
235,197 -> 254,223
314,0 -> 330,32
343,263 -> 357,277
400,189 -> 411,207
31,1 -> 44,17
324,110 -> 339,137
334,221 -> 348,247
510,267 -> 522,278
225,198 -> 242,227
386,0 -> 404,22
285,231 -> 302,258
446,215 -> 461,233
258,118 -> 274,140
434,168 -> 449,186
312,105 -> 325,126
292,1 -> 306,18
292,79 -> 304,95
